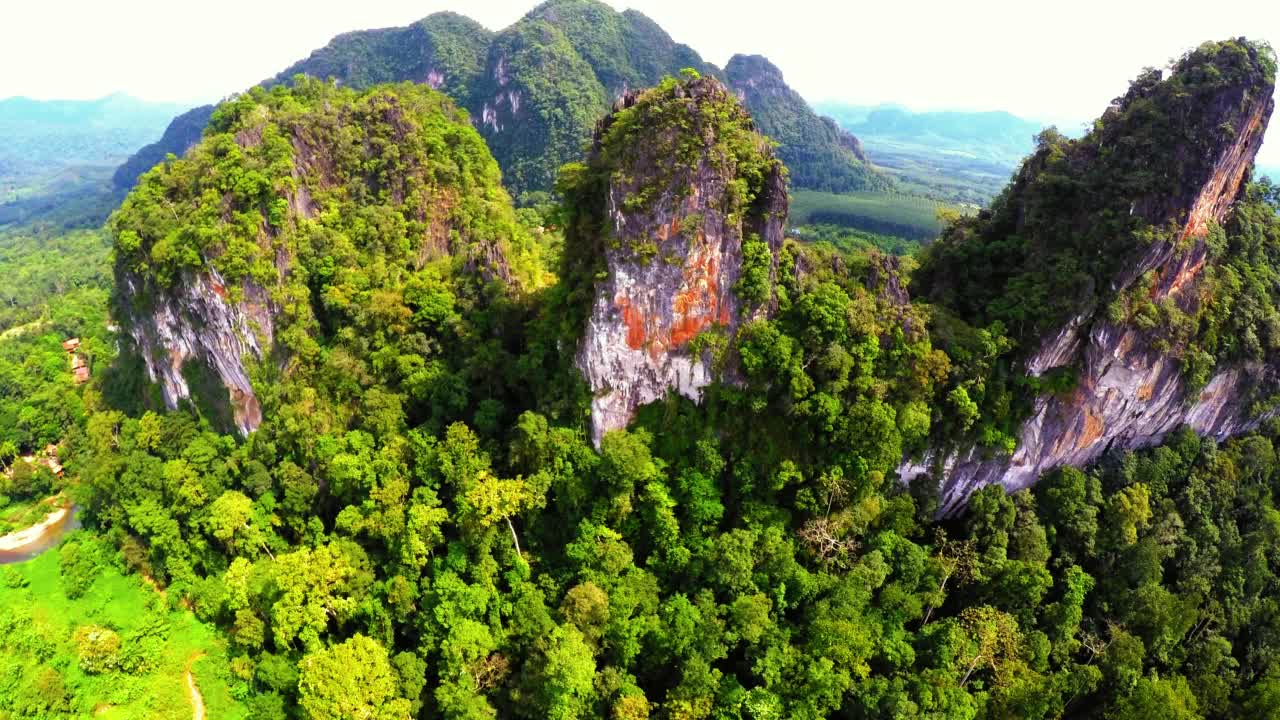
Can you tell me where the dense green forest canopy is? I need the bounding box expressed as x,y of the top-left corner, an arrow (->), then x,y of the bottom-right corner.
6,32 -> 1280,720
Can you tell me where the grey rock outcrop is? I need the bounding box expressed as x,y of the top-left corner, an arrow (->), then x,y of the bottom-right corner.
903,48 -> 1277,515
121,269 -> 275,435
573,78 -> 788,446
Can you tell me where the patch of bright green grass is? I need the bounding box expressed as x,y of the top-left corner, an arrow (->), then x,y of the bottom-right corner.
0,533 -> 248,719
0,497 -> 51,535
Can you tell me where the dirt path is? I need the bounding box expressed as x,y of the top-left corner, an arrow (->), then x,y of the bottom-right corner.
185,652 -> 206,720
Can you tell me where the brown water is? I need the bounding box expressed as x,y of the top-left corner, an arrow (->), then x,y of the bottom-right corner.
0,506 -> 80,564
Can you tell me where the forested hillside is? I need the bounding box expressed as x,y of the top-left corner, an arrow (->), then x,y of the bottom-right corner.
0,33 -> 1258,720
5,2 -> 1280,714
725,55 -> 890,194
112,0 -> 884,200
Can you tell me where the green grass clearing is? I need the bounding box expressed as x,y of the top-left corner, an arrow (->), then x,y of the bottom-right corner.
0,532 -> 248,719
0,496 -> 55,535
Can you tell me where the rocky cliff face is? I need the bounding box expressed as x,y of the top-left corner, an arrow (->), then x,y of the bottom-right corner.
119,270 -> 275,435
903,41 -> 1277,515
112,81 -> 526,435
568,77 -> 788,445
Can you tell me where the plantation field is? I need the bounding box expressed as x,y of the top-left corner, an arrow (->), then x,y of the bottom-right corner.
789,189 -> 963,242
789,223 -> 926,256
0,534 -> 247,719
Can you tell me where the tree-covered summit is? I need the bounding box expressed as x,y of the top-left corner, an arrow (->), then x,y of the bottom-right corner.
271,12 -> 494,101
915,38 -> 1277,351
109,78 -> 545,433
113,0 -> 886,200
557,71 -> 785,294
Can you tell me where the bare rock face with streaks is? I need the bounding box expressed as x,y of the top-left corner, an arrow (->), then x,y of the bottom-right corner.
904,40 -> 1277,514
568,76 -> 788,445
120,270 -> 275,435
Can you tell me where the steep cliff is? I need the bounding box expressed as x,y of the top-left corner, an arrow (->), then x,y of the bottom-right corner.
110,80 -> 537,434
907,39 -> 1278,514
560,74 -> 788,445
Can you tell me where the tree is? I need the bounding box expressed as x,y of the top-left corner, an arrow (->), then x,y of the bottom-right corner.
72,625 -> 121,674
561,582 -> 610,648
922,532 -> 978,626
297,634 -> 412,720
0,439 -> 17,471
270,544 -> 364,651
464,470 -> 538,556
1106,675 -> 1200,720
957,606 -> 1022,687
1103,483 -> 1153,549
540,625 -> 598,720
207,489 -> 274,559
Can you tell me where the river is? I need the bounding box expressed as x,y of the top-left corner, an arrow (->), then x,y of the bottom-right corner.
0,505 -> 80,564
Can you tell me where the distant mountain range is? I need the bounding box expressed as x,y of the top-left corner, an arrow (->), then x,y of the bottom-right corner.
0,94 -> 194,227
818,104 -> 1049,166
814,102 -> 1055,203
0,94 -> 190,187
114,0 -> 888,199
0,93 -> 188,129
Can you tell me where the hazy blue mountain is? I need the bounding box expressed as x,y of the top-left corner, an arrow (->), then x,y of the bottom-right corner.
0,93 -> 187,129
110,104 -> 214,191
817,103 -> 1046,165
0,94 -> 191,188
814,102 -> 1055,203
0,94 -> 195,227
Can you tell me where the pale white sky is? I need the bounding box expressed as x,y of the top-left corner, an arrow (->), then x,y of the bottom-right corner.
2,0 -> 1278,163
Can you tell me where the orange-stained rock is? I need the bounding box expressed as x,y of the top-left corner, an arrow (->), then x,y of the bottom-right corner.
575,77 -> 789,446
619,300 -> 647,350
903,41 -> 1277,517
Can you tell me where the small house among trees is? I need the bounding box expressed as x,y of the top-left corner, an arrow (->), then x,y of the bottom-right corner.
63,337 -> 90,384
